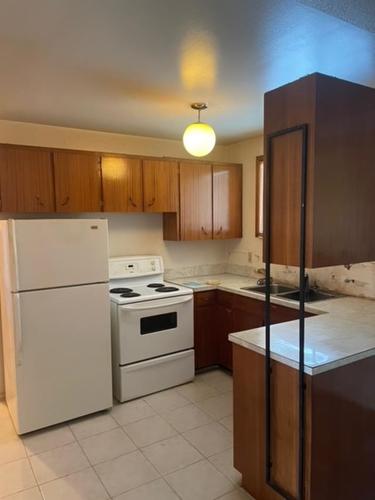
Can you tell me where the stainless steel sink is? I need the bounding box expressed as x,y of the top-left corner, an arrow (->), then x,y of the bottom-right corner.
281,289 -> 338,302
241,284 -> 298,295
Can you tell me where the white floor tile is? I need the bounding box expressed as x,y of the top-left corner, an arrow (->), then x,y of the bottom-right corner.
196,370 -> 233,393
113,478 -> 179,500
183,422 -> 232,457
79,428 -> 136,465
144,389 -> 190,413
142,435 -> 202,475
70,413 -> 118,440
0,435 -> 26,466
110,400 -> 156,426
0,458 -> 36,497
94,450 -> 159,497
165,459 -> 234,500
196,393 -> 233,420
40,467 -> 108,500
209,448 -> 241,484
22,425 -> 75,456
217,487 -> 255,499
176,381 -> 219,403
219,415 -> 234,432
123,415 -> 177,448
164,403 -> 212,432
29,442 -> 89,484
3,486 -> 43,500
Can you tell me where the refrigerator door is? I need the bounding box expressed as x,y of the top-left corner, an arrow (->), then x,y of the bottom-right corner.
8,219 -> 109,291
9,283 -> 112,434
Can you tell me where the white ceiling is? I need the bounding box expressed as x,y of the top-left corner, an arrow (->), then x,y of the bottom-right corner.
1,0 -> 375,143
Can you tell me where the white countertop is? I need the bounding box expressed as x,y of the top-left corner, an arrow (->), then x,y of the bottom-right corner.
171,273 -> 375,375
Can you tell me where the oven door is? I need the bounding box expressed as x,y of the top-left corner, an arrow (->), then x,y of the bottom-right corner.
118,294 -> 193,365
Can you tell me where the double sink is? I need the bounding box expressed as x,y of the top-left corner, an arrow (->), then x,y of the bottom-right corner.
241,284 -> 338,302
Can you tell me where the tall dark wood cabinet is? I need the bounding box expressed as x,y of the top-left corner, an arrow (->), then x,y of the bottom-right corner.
264,73 -> 375,268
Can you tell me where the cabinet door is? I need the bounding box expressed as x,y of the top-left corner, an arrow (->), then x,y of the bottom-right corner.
101,156 -> 143,212
213,164 -> 242,239
194,292 -> 218,369
143,160 -> 178,212
180,162 -> 213,240
216,304 -> 233,370
54,151 -> 102,212
265,129 -> 304,266
0,147 -> 55,212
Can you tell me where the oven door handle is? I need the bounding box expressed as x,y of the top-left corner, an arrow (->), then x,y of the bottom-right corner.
120,295 -> 193,311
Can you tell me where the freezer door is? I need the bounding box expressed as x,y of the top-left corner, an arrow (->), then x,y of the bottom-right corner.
9,219 -> 109,291
10,283 -> 112,434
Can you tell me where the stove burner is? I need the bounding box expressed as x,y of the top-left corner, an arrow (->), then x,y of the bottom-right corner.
110,287 -> 133,294
155,286 -> 179,293
120,292 -> 141,298
147,283 -> 165,288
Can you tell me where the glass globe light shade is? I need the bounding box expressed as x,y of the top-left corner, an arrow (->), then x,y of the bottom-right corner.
183,122 -> 216,157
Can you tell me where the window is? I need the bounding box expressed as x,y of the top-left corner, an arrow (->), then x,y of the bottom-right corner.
255,155 -> 264,238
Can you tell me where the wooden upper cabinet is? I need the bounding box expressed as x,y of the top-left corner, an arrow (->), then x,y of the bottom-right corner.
101,156 -> 143,212
53,151 -> 102,212
179,162 -> 213,240
0,146 -> 55,212
142,160 -> 178,212
264,72 -> 375,267
213,164 -> 242,239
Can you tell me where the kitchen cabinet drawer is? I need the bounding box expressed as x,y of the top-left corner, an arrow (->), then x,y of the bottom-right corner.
194,290 -> 216,307
216,290 -> 234,308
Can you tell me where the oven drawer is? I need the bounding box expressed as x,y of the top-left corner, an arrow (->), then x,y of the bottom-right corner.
114,349 -> 195,402
117,294 -> 194,364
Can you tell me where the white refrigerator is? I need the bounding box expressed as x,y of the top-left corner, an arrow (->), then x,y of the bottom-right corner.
0,219 -> 112,434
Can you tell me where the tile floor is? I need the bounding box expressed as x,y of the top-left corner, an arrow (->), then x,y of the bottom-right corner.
0,369 -> 255,500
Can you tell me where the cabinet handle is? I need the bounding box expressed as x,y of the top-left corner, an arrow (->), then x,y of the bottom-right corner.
35,196 -> 45,207
60,196 -> 70,207
148,197 -> 155,207
201,226 -> 209,235
129,196 -> 137,208
215,226 -> 223,235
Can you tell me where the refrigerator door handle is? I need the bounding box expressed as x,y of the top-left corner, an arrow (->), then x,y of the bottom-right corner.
13,294 -> 23,366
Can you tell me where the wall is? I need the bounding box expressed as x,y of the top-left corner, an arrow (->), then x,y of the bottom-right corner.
0,120 -> 231,397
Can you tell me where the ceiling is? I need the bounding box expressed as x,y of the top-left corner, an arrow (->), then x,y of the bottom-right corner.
1,0 -> 375,143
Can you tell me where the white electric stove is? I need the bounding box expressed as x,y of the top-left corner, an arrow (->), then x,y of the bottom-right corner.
109,256 -> 194,402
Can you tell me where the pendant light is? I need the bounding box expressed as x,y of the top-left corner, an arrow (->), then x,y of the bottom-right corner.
183,103 -> 216,157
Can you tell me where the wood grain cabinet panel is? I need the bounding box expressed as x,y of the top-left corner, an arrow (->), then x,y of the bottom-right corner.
194,291 -> 218,369
101,156 -> 143,212
213,164 -> 242,239
233,345 -> 374,500
0,146 -> 55,212
54,151 -> 102,212
264,73 -> 375,267
143,160 -> 178,212
179,162 -> 213,240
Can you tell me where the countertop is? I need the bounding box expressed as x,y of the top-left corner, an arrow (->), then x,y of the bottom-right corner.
170,273 -> 375,375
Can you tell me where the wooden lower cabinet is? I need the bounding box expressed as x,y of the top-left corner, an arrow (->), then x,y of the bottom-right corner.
194,291 -> 310,372
194,291 -> 218,369
233,344 -> 375,500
